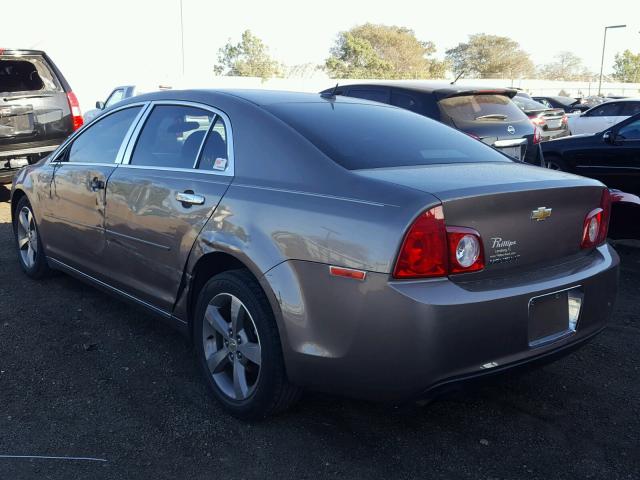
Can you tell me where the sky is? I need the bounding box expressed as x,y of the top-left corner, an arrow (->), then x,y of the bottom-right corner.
2,0 -> 639,106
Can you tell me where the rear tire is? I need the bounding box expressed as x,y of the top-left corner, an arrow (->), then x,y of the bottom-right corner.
12,196 -> 50,279
194,269 -> 301,420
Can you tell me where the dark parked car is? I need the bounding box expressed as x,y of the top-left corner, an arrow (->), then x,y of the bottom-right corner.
542,113 -> 640,240
542,112 -> 640,194
12,90 -> 618,419
513,93 -> 569,141
1,48 -> 82,184
321,82 -> 544,166
533,96 -> 590,113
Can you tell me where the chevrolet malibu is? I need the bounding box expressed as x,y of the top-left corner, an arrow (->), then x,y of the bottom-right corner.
11,90 -> 619,420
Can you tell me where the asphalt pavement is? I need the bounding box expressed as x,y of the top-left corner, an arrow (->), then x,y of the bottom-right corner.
0,184 -> 638,480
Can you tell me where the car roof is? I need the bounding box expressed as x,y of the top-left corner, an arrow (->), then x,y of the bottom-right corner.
331,81 -> 518,98
0,48 -> 47,56
129,88 -> 382,107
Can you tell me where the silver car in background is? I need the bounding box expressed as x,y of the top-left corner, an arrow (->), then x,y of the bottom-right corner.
11,90 -> 619,419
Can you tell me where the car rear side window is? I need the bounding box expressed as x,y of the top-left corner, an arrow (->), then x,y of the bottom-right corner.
66,106 -> 142,164
438,94 -> 525,122
266,102 -> 512,170
0,56 -> 62,93
130,105 -> 214,169
197,117 -> 228,171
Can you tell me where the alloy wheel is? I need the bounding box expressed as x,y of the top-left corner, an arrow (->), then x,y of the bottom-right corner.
16,206 -> 38,269
202,293 -> 262,401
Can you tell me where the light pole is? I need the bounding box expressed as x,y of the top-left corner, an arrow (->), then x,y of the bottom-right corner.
598,24 -> 626,96
179,0 -> 185,76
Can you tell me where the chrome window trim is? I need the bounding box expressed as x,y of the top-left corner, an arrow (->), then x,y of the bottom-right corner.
121,100 -> 235,177
48,102 -> 151,165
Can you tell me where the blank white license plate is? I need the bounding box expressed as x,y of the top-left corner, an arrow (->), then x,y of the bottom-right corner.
499,146 -> 522,160
547,119 -> 561,129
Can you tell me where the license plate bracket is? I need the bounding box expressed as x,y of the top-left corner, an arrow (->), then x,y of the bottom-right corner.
528,287 -> 583,347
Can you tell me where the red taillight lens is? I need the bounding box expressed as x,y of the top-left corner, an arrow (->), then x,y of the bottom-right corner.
66,91 -> 83,131
532,126 -> 542,144
531,116 -> 546,127
393,206 -> 448,278
446,227 -> 485,274
561,114 -> 568,125
580,189 -> 612,249
393,207 -> 485,279
581,208 -> 603,249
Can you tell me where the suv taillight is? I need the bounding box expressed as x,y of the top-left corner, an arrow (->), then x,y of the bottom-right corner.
66,92 -> 83,131
533,126 -> 542,144
393,206 -> 485,279
580,189 -> 612,249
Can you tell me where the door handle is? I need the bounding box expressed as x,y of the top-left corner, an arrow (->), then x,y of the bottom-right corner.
176,191 -> 205,206
90,177 -> 105,191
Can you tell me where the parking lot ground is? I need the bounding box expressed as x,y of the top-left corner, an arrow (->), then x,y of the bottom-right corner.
0,184 -> 638,480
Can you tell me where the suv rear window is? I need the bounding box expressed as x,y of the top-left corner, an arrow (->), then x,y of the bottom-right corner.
0,56 -> 62,93
266,102 -> 512,170
439,94 -> 525,122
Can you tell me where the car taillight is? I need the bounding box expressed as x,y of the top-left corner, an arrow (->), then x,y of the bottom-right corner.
393,206 -> 485,279
393,206 -> 448,278
66,92 -> 83,131
561,114 -> 568,125
580,189 -> 612,248
533,126 -> 542,144
530,116 -> 546,127
446,227 -> 485,274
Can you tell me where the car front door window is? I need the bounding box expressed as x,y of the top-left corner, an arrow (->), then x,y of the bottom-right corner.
66,106 -> 142,164
617,120 -> 640,140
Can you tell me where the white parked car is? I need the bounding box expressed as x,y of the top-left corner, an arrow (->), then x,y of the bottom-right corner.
567,99 -> 640,135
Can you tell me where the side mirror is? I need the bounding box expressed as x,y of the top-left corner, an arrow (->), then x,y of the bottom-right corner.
95,101 -> 105,110
603,131 -> 615,144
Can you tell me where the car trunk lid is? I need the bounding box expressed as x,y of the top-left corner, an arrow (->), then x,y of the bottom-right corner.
355,162 -> 605,277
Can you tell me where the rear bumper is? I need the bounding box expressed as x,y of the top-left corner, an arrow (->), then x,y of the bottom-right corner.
266,244 -> 619,401
0,144 -> 58,183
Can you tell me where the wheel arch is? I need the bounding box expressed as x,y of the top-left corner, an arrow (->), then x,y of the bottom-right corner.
181,250 -> 288,349
10,188 -> 27,223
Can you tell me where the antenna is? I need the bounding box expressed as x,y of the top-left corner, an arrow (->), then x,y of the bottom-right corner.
321,83 -> 340,98
450,71 -> 464,85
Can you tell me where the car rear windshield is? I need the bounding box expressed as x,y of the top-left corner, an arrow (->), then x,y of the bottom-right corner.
512,96 -> 549,111
0,55 -> 62,93
265,101 -> 512,170
438,94 -> 525,122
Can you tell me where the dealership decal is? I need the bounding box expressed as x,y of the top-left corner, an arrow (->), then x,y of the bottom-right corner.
488,237 -> 520,264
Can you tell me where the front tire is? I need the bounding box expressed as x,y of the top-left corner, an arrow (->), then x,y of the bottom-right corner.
12,196 -> 50,278
194,270 -> 301,420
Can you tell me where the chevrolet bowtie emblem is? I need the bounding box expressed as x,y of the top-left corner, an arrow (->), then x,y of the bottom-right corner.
531,207 -> 552,221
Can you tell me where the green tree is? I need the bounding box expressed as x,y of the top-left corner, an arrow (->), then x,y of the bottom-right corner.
324,23 -> 447,79
214,30 -> 281,80
445,33 -> 534,79
537,51 -> 593,81
612,50 -> 640,83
